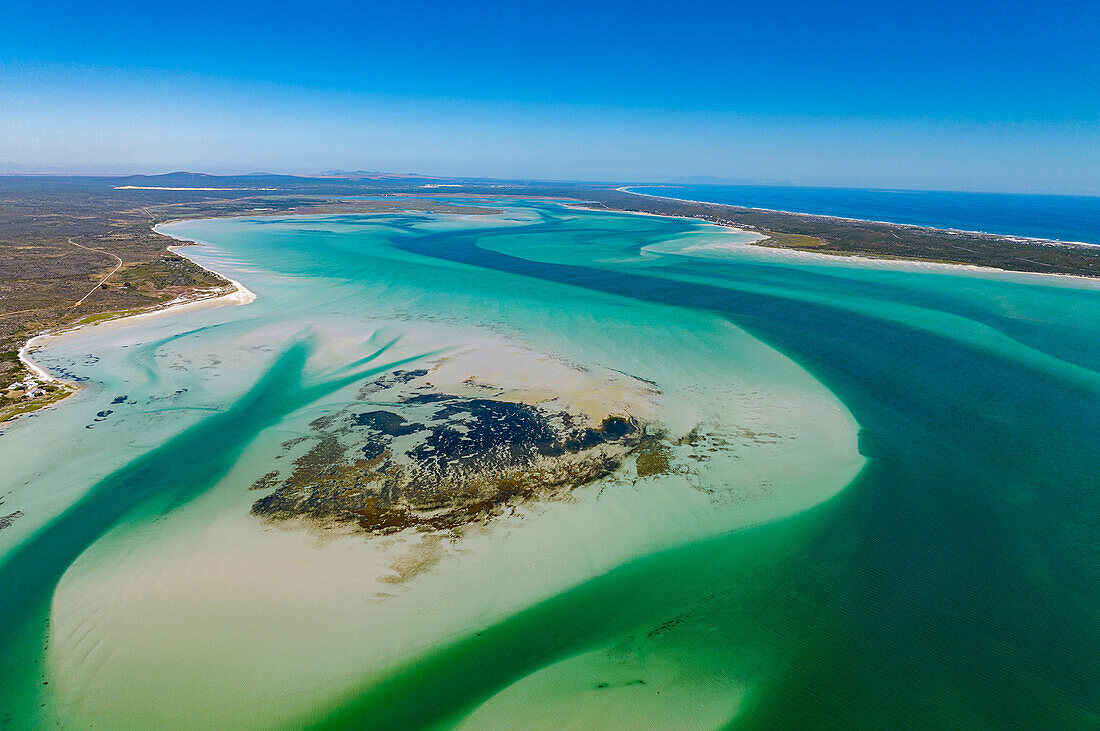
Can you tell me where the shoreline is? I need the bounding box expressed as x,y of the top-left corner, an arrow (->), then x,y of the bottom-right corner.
6,229 -> 256,425
617,186 -> 1098,249
5,193 -> 1095,426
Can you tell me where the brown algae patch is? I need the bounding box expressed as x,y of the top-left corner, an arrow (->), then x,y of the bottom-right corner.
247,357 -> 671,535
249,471 -> 281,491
634,438 -> 673,478
250,389 -> 645,533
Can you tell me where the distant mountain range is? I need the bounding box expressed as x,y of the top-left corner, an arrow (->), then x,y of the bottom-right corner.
0,166 -> 454,182
0,167 -> 780,187
114,171 -> 304,185
312,170 -> 451,181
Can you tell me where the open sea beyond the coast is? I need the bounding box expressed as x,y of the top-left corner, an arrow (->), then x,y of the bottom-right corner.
631,184 -> 1100,244
0,199 -> 1097,728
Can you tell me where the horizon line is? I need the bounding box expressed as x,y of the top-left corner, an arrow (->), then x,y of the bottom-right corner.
0,167 -> 1098,199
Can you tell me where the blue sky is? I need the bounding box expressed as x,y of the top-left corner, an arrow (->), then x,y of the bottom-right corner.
1,0 -> 1097,193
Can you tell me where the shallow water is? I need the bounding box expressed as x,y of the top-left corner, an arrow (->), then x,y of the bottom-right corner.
0,200 -> 1096,728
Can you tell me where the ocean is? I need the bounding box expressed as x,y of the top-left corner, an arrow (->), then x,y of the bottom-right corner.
631,184 -> 1100,244
0,199 -> 1097,727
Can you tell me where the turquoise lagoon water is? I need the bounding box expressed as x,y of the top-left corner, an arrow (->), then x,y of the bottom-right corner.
0,200 -> 1097,728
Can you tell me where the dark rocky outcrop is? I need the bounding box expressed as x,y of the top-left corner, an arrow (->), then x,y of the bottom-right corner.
251,388 -> 647,534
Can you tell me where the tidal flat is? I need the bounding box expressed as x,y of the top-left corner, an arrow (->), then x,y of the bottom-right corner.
0,200 -> 1097,728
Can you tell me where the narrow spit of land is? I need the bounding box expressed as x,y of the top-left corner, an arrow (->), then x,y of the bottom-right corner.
577,187 -> 1100,277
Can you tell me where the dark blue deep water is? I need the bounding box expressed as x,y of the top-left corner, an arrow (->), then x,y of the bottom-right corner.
632,185 -> 1100,245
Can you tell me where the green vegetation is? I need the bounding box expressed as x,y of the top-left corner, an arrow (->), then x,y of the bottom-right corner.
759,232 -> 826,248
0,379 -> 73,424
